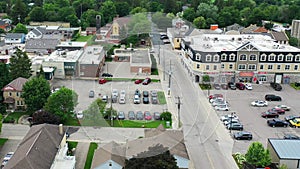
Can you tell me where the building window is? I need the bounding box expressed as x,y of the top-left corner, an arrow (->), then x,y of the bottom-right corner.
260,65 -> 264,70
294,65 -> 298,70
239,54 -> 247,61
286,55 -> 293,62
206,55 -> 212,62
249,54 -> 257,61
206,65 -> 209,70
17,101 -> 19,105
295,55 -> 300,61
259,76 -> 267,82
9,92 -> 12,96
229,64 -> 233,69
221,54 -> 227,61
261,54 -> 266,61
268,65 -> 273,70
213,65 -> 217,70
278,54 -> 284,61
213,55 -> 219,62
229,54 -> 235,61
277,65 -> 281,70
196,64 -> 200,69
248,64 -> 256,70
196,53 -> 201,61
238,64 -> 246,70
221,64 -> 224,69
16,92 -> 19,97
268,54 -> 275,61
285,65 -> 290,70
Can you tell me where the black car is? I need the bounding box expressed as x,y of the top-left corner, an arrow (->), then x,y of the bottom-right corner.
128,111 -> 135,120
265,94 -> 282,101
283,134 -> 300,139
234,131 -> 253,140
154,112 -> 161,120
227,123 -> 243,130
270,82 -> 282,91
101,73 -> 113,77
228,82 -> 237,90
143,91 -> 149,97
136,111 -> 143,120
151,97 -> 158,104
143,97 -> 149,104
267,119 -> 288,127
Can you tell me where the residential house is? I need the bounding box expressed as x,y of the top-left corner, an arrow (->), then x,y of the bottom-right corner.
0,19 -> 11,32
4,33 -> 25,44
26,27 -> 45,39
267,138 -> 300,169
3,124 -> 75,169
25,39 -> 60,54
91,125 -> 190,169
1,77 -> 28,111
180,33 -> 300,84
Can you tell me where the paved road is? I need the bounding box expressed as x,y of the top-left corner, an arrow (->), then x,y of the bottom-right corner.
155,46 -> 238,169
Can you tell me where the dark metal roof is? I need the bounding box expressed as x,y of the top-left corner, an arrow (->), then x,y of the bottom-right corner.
268,138 -> 300,159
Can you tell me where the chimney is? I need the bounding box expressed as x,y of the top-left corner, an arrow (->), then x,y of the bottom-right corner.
59,124 -> 63,135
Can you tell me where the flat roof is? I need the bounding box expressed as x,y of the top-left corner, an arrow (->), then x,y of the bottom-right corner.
269,138 -> 300,159
131,49 -> 150,64
56,41 -> 87,48
79,46 -> 104,64
45,49 -> 84,62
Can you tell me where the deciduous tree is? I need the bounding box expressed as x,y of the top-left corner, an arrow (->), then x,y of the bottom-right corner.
13,23 -> 28,34
31,109 -> 61,125
245,142 -> 271,167
9,49 -> 32,79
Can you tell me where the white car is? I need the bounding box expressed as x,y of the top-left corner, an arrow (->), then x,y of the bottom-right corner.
210,97 -> 224,103
220,114 -> 239,122
245,83 -> 253,90
251,100 -> 268,107
133,95 -> 140,104
76,111 -> 83,119
224,118 -> 240,126
214,104 -> 229,111
119,96 -> 125,104
120,90 -> 126,98
3,152 -> 14,161
212,100 -> 228,107
275,105 -> 291,111
112,89 -> 118,97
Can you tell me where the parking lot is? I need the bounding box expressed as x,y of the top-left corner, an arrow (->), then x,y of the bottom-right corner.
208,83 -> 300,154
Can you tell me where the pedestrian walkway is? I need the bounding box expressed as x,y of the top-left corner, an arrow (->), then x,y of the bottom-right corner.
74,142 -> 90,169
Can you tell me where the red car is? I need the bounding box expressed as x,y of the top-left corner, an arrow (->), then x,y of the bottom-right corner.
209,94 -> 223,100
269,108 -> 285,115
261,111 -> 279,118
99,78 -> 107,84
144,111 -> 152,120
142,78 -> 151,85
135,79 -> 143,84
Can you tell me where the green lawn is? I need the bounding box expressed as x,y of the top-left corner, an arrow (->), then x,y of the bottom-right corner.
75,35 -> 93,42
290,83 -> 300,90
64,117 -> 81,126
0,138 -> 8,146
67,141 -> 78,156
4,111 -> 31,123
84,142 -> 98,169
112,120 -> 170,128
157,91 -> 166,104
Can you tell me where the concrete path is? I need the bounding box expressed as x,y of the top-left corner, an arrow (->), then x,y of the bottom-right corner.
74,142 -> 90,169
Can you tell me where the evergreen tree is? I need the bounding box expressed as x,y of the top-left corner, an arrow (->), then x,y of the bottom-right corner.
9,49 -> 32,79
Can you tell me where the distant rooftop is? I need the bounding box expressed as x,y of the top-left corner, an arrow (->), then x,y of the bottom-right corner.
79,46 -> 105,64
56,41 -> 87,48
269,138 -> 300,159
130,49 -> 150,65
45,49 -> 84,62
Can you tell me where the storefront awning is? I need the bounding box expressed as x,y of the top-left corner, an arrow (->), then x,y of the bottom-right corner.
239,72 -> 254,77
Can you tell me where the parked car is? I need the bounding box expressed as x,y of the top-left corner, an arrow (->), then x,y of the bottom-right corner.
245,83 -> 252,90
261,111 -> 279,118
135,79 -> 143,84
112,89 -> 118,97
209,94 -> 223,100
221,84 -> 228,90
3,152 -> 14,161
269,108 -> 285,115
99,78 -> 107,84
154,112 -> 161,120
227,123 -> 243,130
214,104 -> 229,111
220,114 -> 239,122
150,90 -> 158,97
101,73 -> 113,77
209,97 -> 224,103
251,100 -> 268,107
128,111 -> 135,120
265,94 -> 282,101
134,89 -> 141,97
285,115 -> 300,121
76,111 -> 83,119
120,90 -> 126,97
133,95 -> 140,104
267,119 -> 288,127
117,111 -> 125,120
234,131 -> 252,140
270,82 -> 282,91
102,95 -> 108,103
212,99 -> 227,106
228,82 -> 237,90
89,90 -> 95,98
224,118 -> 240,126
142,77 -> 151,85
119,96 -> 125,104
151,97 -> 158,104
143,97 -> 150,104
143,91 -> 149,97
275,105 -> 291,111
289,118 -> 300,128
144,111 -> 152,120
136,111 -> 143,120
213,83 -> 221,90
236,82 -> 245,90
111,95 -> 117,103
283,134 -> 300,139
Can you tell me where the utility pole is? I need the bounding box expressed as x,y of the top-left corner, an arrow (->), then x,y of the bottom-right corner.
158,42 -> 160,64
168,59 -> 172,88
163,48 -> 165,81
175,96 -> 182,128
110,94 -> 113,127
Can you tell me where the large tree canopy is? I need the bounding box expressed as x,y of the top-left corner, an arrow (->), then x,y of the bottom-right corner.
245,142 -> 271,167
22,77 -> 51,113
44,87 -> 78,122
9,49 -> 32,80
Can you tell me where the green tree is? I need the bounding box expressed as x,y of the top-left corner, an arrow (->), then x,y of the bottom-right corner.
100,0 -> 117,24
193,16 -> 206,29
160,112 -> 172,121
21,77 -> 51,113
130,7 -> 147,15
152,12 -> 172,31
245,142 -> 271,167
0,63 -> 11,92
44,87 -> 78,122
125,144 -> 178,169
202,75 -> 210,83
115,2 -> 130,17
13,23 -> 28,34
80,9 -> 101,29
9,49 -> 32,79
31,109 -> 61,125
128,13 -> 151,35
10,0 -> 27,24
182,7 -> 196,22
196,3 -> 219,21
0,114 -> 2,133
28,6 -> 45,22
0,28 -> 5,34
58,7 -> 77,22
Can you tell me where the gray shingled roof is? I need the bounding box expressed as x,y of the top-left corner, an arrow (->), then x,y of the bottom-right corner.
25,39 -> 60,49
31,28 -> 42,37
1,77 -> 28,91
5,33 -> 24,39
271,31 -> 289,41
269,139 -> 300,159
3,124 -> 66,169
